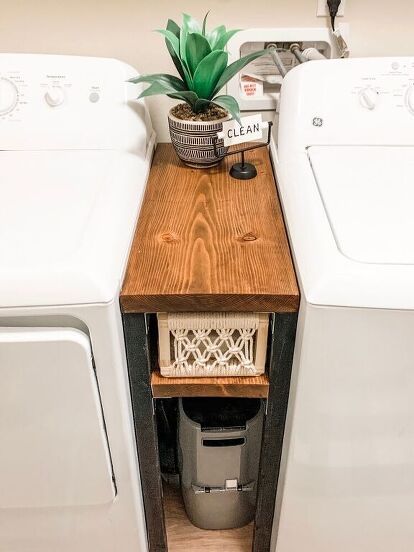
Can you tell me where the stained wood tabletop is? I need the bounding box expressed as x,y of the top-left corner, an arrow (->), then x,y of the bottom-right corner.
151,369 -> 269,399
121,143 -> 299,313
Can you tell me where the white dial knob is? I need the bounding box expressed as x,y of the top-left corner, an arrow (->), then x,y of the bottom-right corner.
45,85 -> 65,107
359,87 -> 378,110
0,77 -> 19,115
405,86 -> 414,115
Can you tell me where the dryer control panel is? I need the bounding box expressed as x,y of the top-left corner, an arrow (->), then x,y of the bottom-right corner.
0,67 -> 105,120
0,76 -> 21,116
0,54 -> 152,155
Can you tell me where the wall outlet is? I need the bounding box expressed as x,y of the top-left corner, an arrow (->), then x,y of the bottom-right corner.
317,0 -> 346,17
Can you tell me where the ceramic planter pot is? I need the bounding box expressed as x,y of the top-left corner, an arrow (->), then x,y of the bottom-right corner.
168,109 -> 230,168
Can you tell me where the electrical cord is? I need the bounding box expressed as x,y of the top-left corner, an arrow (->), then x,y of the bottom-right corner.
326,0 -> 349,58
327,0 -> 342,31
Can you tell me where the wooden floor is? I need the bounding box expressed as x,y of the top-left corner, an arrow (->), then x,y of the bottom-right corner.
164,483 -> 253,552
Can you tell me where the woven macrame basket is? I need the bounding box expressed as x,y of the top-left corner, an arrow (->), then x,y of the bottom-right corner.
158,312 -> 269,378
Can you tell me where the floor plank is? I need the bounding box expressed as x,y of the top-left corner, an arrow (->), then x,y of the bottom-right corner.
164,483 -> 253,552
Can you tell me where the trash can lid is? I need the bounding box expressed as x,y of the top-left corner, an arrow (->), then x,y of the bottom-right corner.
182,398 -> 261,430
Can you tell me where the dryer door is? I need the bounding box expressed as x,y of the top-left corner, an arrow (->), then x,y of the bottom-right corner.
0,327 -> 115,508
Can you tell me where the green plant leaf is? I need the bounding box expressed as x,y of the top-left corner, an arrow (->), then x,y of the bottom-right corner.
156,29 -> 180,57
194,98 -> 212,113
213,49 -> 267,95
138,80 -> 184,99
166,18 -> 180,38
202,11 -> 210,36
182,13 -> 201,34
214,29 -> 241,50
158,29 -> 194,86
164,19 -> 186,82
207,25 -> 226,49
160,22 -> 194,88
181,60 -> 194,89
130,73 -> 186,91
180,27 -> 188,64
135,75 -> 187,100
167,91 -> 199,110
212,94 -> 241,124
167,19 -> 180,35
192,50 -> 228,100
180,13 -> 200,63
186,33 -> 212,75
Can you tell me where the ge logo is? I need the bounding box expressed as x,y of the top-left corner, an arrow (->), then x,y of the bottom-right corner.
313,117 -> 323,127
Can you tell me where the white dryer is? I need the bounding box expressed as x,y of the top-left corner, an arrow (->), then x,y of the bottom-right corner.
0,54 -> 155,552
271,58 -> 414,552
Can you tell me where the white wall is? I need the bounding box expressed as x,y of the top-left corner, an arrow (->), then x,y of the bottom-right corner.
1,0 -> 414,140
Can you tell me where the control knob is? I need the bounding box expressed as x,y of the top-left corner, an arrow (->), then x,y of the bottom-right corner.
359,87 -> 378,110
0,77 -> 19,115
405,85 -> 414,115
45,85 -> 65,107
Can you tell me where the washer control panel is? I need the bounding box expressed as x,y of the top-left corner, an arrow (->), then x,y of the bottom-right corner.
351,59 -> 414,116
278,57 -> 414,156
358,86 -> 379,110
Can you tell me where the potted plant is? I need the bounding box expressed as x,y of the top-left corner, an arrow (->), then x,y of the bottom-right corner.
130,13 -> 266,168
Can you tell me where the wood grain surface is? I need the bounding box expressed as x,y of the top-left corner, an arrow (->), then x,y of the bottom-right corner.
121,143 -> 299,313
151,369 -> 269,398
164,483 -> 253,552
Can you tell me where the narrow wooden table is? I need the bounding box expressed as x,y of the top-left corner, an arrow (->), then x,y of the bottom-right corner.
121,144 -> 299,552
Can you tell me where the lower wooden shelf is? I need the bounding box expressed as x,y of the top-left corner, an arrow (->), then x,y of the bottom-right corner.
151,369 -> 269,398
164,482 -> 253,552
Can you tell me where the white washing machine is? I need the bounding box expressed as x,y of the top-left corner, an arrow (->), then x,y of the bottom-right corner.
0,54 -> 155,552
271,58 -> 414,552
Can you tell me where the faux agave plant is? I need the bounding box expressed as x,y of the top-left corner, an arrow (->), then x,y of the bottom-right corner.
130,12 -> 266,123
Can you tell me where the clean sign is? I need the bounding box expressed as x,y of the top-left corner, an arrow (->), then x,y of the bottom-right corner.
218,115 -> 265,147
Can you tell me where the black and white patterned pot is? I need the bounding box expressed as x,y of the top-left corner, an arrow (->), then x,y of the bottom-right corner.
168,109 -> 230,168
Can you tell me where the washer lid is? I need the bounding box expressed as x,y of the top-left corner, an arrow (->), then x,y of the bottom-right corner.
0,150 -> 149,307
308,146 -> 414,265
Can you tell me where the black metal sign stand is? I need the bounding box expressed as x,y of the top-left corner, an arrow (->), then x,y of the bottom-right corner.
213,120 -> 273,180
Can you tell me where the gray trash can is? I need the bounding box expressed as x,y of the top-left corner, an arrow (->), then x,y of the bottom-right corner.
178,397 -> 263,530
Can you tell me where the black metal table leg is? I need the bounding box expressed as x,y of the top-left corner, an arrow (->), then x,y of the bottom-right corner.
123,313 -> 168,552
252,312 -> 298,552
